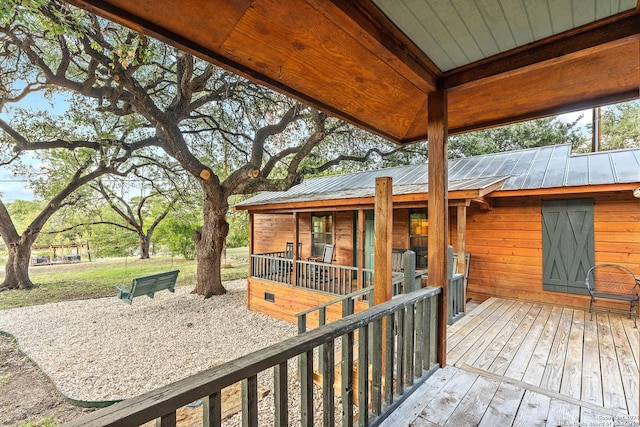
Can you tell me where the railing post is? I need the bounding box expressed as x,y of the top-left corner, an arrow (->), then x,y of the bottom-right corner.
403,250 -> 416,294
293,212 -> 299,286
428,89 -> 449,368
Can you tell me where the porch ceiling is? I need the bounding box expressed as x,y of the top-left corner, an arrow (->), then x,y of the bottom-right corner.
63,0 -> 640,144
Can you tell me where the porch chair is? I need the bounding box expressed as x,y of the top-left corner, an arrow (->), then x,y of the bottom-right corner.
284,242 -> 302,259
307,244 -> 334,264
585,264 -> 640,328
307,244 -> 335,285
453,252 -> 472,302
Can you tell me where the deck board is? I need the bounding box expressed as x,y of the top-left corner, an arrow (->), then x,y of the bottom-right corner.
452,300 -> 525,368
381,297 -> 640,427
596,312 -> 628,413
504,304 -> 553,380
442,375 -> 499,427
488,303 -> 542,376
522,305 -> 563,386
540,307 -> 573,391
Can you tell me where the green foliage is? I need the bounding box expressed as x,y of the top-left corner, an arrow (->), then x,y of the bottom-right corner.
19,417 -> 57,427
226,209 -> 249,248
0,373 -> 10,386
598,101 -> 640,151
7,200 -> 46,235
448,117 -> 587,158
154,202 -> 202,259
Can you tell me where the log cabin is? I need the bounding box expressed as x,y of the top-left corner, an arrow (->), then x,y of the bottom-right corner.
236,144 -> 640,322
60,0 -> 640,425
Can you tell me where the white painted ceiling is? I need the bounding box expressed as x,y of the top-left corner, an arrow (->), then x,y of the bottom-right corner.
372,0 -> 638,71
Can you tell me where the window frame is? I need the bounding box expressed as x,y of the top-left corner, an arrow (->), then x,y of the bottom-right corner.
409,209 -> 428,269
311,213 -> 334,257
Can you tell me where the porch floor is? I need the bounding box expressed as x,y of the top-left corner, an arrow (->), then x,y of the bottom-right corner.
382,297 -> 640,426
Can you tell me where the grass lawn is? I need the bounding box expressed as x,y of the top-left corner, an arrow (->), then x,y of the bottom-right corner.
0,248 -> 249,310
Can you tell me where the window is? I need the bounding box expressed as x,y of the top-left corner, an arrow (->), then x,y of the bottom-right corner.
542,199 -> 594,294
409,210 -> 428,269
311,214 -> 333,257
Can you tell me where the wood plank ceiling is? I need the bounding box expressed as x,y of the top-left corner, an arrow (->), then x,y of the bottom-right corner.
64,0 -> 640,145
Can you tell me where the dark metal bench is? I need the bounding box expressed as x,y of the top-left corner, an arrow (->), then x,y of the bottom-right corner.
116,270 -> 180,304
586,264 -> 640,327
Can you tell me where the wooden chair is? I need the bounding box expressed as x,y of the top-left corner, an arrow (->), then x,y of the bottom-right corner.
285,242 -> 302,259
116,270 -> 180,304
391,248 -> 407,272
453,252 -> 472,300
307,244 -> 335,284
308,244 -> 334,264
586,264 -> 640,327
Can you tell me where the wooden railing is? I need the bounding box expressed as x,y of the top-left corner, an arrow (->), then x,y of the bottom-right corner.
296,286 -> 374,334
251,253 -> 294,285
65,286 -> 442,427
252,253 -> 414,297
295,260 -> 369,294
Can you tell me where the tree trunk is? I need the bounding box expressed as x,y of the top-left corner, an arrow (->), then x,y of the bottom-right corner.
139,233 -> 151,259
1,240 -> 35,290
193,199 -> 229,297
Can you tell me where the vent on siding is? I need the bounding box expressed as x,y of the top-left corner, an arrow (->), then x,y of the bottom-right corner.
264,292 -> 275,303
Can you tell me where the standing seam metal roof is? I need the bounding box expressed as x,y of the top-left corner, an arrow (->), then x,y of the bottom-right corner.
236,144 -> 640,207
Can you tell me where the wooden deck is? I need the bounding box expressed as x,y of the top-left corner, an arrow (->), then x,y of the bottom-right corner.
383,297 -> 640,426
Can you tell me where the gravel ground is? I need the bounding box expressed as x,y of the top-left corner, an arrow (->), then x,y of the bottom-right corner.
0,279 -> 297,404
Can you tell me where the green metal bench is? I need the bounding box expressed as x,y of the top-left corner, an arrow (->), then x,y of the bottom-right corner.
116,270 -> 180,304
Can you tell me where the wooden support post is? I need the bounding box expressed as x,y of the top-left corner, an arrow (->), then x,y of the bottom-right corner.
293,212 -> 299,286
457,205 -> 467,312
427,90 -> 448,367
358,209 -> 365,290
249,213 -> 254,277
374,177 -> 393,306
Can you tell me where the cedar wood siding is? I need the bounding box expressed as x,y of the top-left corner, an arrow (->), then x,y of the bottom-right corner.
253,214 -> 294,255
250,192 -> 639,313
465,192 -> 640,310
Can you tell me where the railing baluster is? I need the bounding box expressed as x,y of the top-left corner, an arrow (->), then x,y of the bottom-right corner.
396,309 -> 404,396
298,313 -> 306,334
423,298 -> 431,371
299,350 -> 314,427
371,318 -> 383,417
415,299 -> 424,378
404,303 -> 415,386
156,412 -> 176,427
242,376 -> 258,427
274,362 -> 288,427
430,296 -> 438,367
322,338 -> 335,427
319,307 -> 326,373
357,324 -> 369,426
342,317 -> 354,427
384,313 -> 394,407
203,390 -> 221,427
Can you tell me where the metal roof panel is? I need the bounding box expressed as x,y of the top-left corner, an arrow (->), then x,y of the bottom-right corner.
236,145 -> 640,208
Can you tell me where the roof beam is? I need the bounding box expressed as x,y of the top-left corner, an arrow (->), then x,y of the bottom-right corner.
444,11 -> 640,89
323,0 -> 441,90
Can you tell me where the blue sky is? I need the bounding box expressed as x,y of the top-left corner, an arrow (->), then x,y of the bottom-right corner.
0,90 -> 70,202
